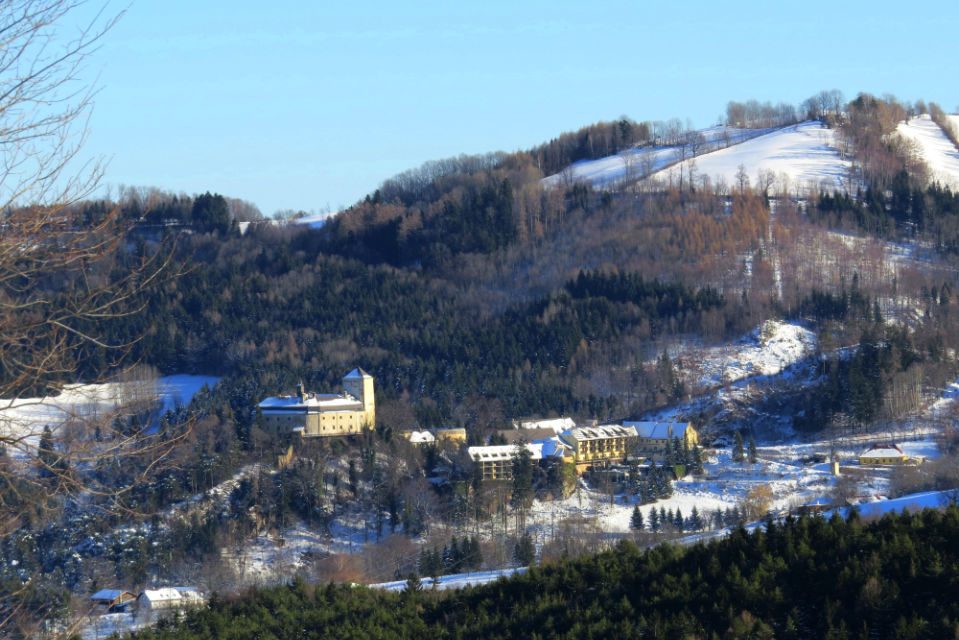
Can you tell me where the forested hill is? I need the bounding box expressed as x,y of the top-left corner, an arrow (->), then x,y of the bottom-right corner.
127,508 -> 959,640
59,92 -> 959,446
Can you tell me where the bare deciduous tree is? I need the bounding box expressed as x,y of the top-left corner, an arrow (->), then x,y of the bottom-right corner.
0,0 -> 183,547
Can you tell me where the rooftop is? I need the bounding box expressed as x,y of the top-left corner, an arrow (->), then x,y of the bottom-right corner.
563,424 -> 636,442
623,421 -> 692,440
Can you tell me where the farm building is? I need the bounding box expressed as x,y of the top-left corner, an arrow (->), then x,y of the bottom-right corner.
858,444 -> 910,465
90,589 -> 137,612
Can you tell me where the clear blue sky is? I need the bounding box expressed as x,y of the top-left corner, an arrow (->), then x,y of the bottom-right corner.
71,0 -> 958,216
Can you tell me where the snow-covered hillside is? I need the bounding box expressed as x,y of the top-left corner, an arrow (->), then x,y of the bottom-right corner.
650,121 -> 850,194
541,125 -> 775,189
896,114 -> 959,189
681,320 -> 817,389
0,374 -> 219,459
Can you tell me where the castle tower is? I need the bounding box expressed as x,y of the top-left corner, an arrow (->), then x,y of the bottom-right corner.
343,368 -> 375,428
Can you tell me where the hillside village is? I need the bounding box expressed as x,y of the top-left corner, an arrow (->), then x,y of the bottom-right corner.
6,86 -> 959,637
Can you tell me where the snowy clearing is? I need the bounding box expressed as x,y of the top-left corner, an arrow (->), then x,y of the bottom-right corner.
370,567 -> 527,592
0,374 -> 219,459
677,320 -> 816,390
896,114 -> 959,190
541,125 -> 775,189
650,121 -> 850,194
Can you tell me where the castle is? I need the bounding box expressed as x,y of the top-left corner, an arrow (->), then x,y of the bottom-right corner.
258,368 -> 375,437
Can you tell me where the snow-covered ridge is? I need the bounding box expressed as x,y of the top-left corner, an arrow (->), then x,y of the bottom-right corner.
896,114 -> 959,190
649,121 -> 849,194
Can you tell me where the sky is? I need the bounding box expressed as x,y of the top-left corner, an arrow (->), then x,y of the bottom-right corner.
64,0 -> 959,217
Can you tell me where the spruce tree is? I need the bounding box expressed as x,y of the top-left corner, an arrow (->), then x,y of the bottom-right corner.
733,431 -> 745,463
631,505 -> 644,531
691,444 -> 704,475
514,532 -> 535,566
748,433 -> 758,464
650,508 -> 660,532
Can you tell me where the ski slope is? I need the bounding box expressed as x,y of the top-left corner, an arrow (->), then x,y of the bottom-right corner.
650,121 -> 849,194
896,114 -> 959,190
541,125 -> 775,189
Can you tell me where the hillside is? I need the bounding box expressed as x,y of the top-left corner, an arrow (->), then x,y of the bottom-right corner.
8,92 -> 959,637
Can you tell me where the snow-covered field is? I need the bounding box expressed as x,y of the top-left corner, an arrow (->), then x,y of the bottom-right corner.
896,114 -> 959,190
650,121 -> 850,194
541,125 -> 775,189
0,374 -> 219,459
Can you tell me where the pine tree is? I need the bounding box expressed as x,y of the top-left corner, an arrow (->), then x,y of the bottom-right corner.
630,505 -> 644,531
691,444 -> 704,475
650,508 -> 660,532
674,508 -> 684,532
748,432 -> 758,464
514,532 -> 535,566
690,505 -> 702,531
37,424 -> 62,478
733,431 -> 745,463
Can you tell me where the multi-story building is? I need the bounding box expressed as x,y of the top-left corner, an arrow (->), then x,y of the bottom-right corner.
624,421 -> 698,457
258,368 -> 375,437
468,443 -> 544,481
560,424 -> 638,472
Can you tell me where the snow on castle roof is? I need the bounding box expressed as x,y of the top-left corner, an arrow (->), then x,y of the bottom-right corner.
344,367 -> 371,379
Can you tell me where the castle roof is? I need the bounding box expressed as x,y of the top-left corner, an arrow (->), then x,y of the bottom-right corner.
258,393 -> 362,411
344,368 -> 372,379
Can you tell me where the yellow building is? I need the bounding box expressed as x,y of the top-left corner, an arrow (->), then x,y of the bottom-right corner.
858,444 -> 909,466
258,368 -> 375,437
560,425 -> 637,472
434,427 -> 467,444
624,421 -> 698,457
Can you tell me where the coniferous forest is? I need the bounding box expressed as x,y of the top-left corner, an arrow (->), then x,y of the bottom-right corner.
127,508 -> 959,640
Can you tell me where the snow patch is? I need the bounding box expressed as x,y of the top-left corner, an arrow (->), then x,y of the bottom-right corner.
650,122 -> 850,194
896,114 -> 959,190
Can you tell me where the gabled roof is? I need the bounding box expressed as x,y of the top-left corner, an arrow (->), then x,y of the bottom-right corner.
514,417 -> 576,433
140,588 -> 182,602
860,444 -> 905,458
90,589 -> 134,602
623,421 -> 692,440
344,368 -> 372,379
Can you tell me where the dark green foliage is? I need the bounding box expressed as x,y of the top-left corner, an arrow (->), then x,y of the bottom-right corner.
733,430 -> 745,462
129,508 -> 959,640
513,531 -> 535,566
630,505 -> 643,531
